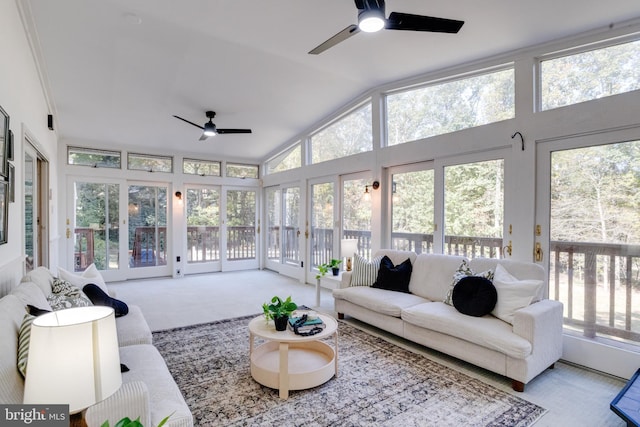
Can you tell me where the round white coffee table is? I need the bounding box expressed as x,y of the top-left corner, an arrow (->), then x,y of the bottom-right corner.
248,313 -> 338,399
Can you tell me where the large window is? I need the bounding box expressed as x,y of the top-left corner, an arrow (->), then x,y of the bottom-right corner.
68,146 -> 121,169
227,163 -> 258,179
73,182 -> 119,271
266,144 -> 301,174
343,177 -> 372,259
186,187 -> 220,263
266,187 -> 280,262
128,185 -> 168,267
386,68 -> 514,146
444,159 -> 504,258
226,189 -> 256,260
128,153 -> 173,173
310,103 -> 372,164
391,169 -> 434,253
183,158 -> 221,176
310,182 -> 334,269
549,140 -> 640,347
540,39 -> 640,111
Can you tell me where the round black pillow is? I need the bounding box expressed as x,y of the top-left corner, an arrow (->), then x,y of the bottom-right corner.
452,276 -> 497,317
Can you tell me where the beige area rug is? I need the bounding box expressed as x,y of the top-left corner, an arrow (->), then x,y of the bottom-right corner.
153,315 -> 546,426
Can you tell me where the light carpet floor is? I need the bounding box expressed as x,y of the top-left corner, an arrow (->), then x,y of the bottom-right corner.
110,269 -> 628,427
153,315 -> 546,427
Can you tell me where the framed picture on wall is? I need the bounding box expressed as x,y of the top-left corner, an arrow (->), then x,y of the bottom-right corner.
0,180 -> 7,245
0,105 -> 8,178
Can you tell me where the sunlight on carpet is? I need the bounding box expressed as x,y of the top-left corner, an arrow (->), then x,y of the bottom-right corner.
153,315 -> 547,427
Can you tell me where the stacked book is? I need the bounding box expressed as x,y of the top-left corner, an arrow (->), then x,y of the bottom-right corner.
288,314 -> 325,335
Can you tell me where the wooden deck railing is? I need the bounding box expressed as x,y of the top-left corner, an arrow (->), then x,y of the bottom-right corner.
550,241 -> 640,342
77,225 -> 640,344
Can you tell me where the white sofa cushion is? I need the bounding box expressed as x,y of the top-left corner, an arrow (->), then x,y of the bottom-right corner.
58,263 -> 110,296
469,258 -> 546,301
491,264 -> 544,324
10,281 -> 51,311
333,286 -> 427,317
119,345 -> 193,427
20,267 -> 55,296
402,302 -> 533,359
372,249 -> 417,267
115,305 -> 153,346
409,254 -> 467,301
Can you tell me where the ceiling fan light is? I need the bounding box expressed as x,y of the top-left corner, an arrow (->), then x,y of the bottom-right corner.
203,121 -> 216,136
358,9 -> 385,32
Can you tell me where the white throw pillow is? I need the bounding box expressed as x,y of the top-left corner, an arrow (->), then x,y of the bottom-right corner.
58,263 -> 109,295
350,253 -> 383,287
491,264 -> 543,324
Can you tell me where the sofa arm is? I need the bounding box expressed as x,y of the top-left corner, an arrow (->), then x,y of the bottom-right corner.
339,271 -> 352,289
513,299 -> 564,359
85,381 -> 151,427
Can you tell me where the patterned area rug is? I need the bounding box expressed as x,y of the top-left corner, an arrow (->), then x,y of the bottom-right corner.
153,315 -> 546,426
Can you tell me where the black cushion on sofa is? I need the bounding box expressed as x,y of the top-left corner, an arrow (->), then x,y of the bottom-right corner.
452,276 -> 497,317
82,283 -> 129,317
372,256 -> 413,293
27,304 -> 51,316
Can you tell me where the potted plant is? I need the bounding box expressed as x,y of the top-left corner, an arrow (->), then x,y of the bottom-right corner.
315,259 -> 342,279
262,295 -> 297,331
328,258 -> 342,276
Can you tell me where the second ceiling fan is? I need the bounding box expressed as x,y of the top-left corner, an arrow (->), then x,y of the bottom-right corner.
173,111 -> 252,141
309,0 -> 464,55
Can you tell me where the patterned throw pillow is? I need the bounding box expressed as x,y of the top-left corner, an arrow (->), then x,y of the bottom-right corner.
444,259 -> 494,305
17,313 -> 36,377
51,277 -> 83,296
350,253 -> 383,287
47,278 -> 93,310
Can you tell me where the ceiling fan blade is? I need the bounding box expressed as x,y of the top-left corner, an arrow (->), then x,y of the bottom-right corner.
309,24 -> 360,55
198,133 -> 210,141
173,115 -> 205,130
386,12 -> 464,33
216,129 -> 252,134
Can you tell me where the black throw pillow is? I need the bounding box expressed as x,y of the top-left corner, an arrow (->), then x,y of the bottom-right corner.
452,276 -> 497,317
82,283 -> 129,317
372,256 -> 413,293
27,304 -> 51,316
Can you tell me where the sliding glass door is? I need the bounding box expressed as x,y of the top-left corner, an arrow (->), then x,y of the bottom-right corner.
128,184 -> 168,269
72,181 -> 120,272
184,186 -> 221,274
223,187 -> 258,270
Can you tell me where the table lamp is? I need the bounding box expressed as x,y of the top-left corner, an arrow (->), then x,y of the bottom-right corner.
23,306 -> 122,427
341,239 -> 359,271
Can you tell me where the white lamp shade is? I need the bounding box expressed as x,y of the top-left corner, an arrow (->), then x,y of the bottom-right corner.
23,306 -> 122,413
341,239 -> 359,258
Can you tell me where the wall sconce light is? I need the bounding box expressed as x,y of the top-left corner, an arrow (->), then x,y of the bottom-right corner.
364,180 -> 379,201
175,191 -> 182,200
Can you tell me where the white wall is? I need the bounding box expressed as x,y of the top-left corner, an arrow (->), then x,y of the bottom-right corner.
0,0 -> 58,295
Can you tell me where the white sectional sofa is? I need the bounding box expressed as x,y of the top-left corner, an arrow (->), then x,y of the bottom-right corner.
333,250 -> 564,391
0,266 -> 192,427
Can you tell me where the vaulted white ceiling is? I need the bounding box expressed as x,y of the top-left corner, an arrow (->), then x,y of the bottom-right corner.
20,0 -> 640,162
